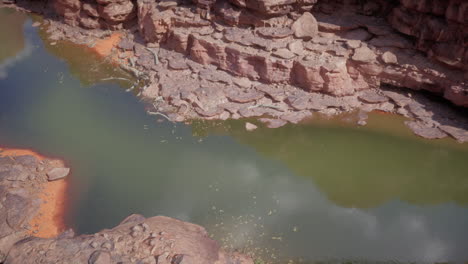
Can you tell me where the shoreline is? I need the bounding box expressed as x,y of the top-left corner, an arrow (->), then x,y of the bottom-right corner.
28,176 -> 68,238
7,0 -> 465,143
0,0 -> 468,262
0,146 -> 254,263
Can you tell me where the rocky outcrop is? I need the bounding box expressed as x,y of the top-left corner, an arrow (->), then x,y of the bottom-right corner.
6,0 -> 468,141
6,214 -> 253,264
26,0 -> 467,106
52,0 -> 137,29
0,150 -> 69,262
388,0 -> 467,70
0,149 -> 253,263
193,0 -> 317,16
387,0 -> 468,106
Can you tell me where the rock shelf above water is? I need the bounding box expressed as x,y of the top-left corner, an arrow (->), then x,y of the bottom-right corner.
5,0 -> 468,142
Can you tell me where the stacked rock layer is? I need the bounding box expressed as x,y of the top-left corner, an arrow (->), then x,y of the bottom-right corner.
47,0 -> 467,107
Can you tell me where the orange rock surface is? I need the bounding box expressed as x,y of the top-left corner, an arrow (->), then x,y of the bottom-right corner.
0,147 -> 68,238
29,179 -> 68,238
91,32 -> 122,57
0,147 -> 46,160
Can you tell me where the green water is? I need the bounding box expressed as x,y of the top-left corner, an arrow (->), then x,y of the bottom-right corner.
1,8 -> 468,263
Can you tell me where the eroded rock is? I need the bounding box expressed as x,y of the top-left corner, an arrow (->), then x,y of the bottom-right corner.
5,215 -> 254,264
47,167 -> 70,181
405,121 -> 448,140
291,12 -> 318,39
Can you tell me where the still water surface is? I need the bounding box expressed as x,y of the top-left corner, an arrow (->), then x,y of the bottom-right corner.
1,8 -> 468,263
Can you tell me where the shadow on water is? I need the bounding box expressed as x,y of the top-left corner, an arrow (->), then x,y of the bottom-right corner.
1,8 -> 468,264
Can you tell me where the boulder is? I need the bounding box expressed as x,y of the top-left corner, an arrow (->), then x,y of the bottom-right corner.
47,167 -> 70,181
352,46 -> 377,63
381,51 -> 398,64
245,122 -> 258,131
291,12 -> 318,40
98,0 -> 136,23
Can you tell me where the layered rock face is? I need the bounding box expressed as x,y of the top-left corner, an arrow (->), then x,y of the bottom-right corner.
46,0 -> 468,107
8,0 -> 468,142
53,0 -> 137,29
388,0 -> 468,106
389,0 -> 467,70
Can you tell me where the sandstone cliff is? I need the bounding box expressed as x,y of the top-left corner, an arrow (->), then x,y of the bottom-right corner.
8,0 -> 468,142
43,0 -> 467,105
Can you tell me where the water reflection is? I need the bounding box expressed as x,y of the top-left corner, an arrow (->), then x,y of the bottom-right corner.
0,10 -> 468,264
193,119 -> 468,208
0,7 -> 29,79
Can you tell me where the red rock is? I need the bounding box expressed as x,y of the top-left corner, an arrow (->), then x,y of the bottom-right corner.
381,51 -> 398,64
291,12 -> 318,40
43,0 -> 468,112
444,85 -> 468,107
6,215 -> 254,264
79,15 -> 101,29
245,122 -> 257,131
352,46 -> 377,63
369,34 -> 413,49
82,2 -> 99,18
292,60 -> 325,92
285,95 -> 309,110
54,0 -> 81,26
280,111 -> 312,124
214,0 -> 263,27
340,28 -> 372,41
256,84 -> 287,102
167,29 -> 190,53
226,89 -> 264,103
358,90 -> 388,104
46,167 -> 70,181
228,0 -> 297,16
321,61 -> 358,96
405,121 -> 448,140
272,48 -> 296,59
137,0 -> 172,42
168,58 -> 189,70
257,27 -> 294,39
440,125 -> 468,143
98,0 -> 136,23
233,78 -> 252,88
259,118 -> 287,128
388,4 -> 467,69
287,40 -> 304,55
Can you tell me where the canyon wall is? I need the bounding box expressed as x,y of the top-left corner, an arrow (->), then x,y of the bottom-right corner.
8,0 -> 468,141
46,0 -> 467,106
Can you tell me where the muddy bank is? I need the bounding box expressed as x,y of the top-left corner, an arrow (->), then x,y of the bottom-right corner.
5,0 -> 467,142
0,148 -> 253,263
